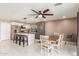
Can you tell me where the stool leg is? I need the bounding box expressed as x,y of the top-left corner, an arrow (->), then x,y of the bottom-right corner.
23,38 -> 25,47
13,35 -> 16,43
27,38 -> 28,45
26,37 -> 28,45
19,37 -> 21,45
16,36 -> 18,44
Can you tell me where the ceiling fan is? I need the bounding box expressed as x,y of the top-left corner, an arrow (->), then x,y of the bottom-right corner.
29,9 -> 54,18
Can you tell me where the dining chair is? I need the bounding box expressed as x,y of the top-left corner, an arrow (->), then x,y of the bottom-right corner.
40,35 -> 52,53
60,33 -> 65,48
50,33 -> 64,52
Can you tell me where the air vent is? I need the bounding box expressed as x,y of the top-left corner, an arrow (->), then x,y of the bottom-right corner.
54,3 -> 62,6
24,17 -> 27,19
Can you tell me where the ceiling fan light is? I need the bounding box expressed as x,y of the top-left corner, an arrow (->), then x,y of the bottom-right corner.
39,15 -> 42,17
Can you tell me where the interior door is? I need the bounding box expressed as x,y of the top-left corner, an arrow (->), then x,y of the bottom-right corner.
0,22 -> 11,40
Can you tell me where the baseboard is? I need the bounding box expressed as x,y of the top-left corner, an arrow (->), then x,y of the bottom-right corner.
65,41 -> 76,46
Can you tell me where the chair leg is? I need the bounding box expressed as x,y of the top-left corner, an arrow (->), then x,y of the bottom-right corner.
13,39 -> 15,43
49,48 -> 52,52
41,45 -> 44,54
41,48 -> 43,53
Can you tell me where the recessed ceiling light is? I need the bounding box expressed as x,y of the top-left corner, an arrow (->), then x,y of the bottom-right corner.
62,16 -> 66,18
44,19 -> 46,21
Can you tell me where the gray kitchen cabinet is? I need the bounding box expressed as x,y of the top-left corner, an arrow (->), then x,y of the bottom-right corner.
35,22 -> 45,39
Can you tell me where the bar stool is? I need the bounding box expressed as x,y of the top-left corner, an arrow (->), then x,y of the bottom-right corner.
19,35 -> 28,47
15,34 -> 20,44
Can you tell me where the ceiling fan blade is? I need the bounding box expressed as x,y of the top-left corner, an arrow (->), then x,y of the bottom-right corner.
42,14 -> 53,16
35,16 -> 38,18
28,14 -> 37,16
42,15 -> 46,18
43,9 -> 49,13
31,9 -> 39,14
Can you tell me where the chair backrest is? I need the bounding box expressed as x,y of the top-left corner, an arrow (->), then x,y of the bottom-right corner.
40,35 -> 49,44
58,33 -> 64,46
54,32 -> 60,36
40,35 -> 49,40
40,35 -> 50,48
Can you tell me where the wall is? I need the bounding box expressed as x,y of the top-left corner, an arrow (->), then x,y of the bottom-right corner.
0,22 -> 1,41
45,18 -> 77,35
77,12 -> 79,56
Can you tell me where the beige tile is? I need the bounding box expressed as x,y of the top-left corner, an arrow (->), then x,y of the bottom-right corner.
0,40 -> 77,56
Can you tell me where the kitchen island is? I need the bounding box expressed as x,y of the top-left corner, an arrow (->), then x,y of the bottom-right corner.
16,33 -> 35,46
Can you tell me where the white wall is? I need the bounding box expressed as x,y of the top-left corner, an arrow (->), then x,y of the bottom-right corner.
0,23 -> 1,40
0,22 -> 11,40
45,19 -> 77,35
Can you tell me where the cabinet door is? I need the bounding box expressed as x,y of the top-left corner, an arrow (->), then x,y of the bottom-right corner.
35,22 -> 45,39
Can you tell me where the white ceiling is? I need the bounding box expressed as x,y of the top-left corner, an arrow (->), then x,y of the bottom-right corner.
0,3 -> 79,23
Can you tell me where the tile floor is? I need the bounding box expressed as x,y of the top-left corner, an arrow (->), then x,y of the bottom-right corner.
0,40 -> 77,56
